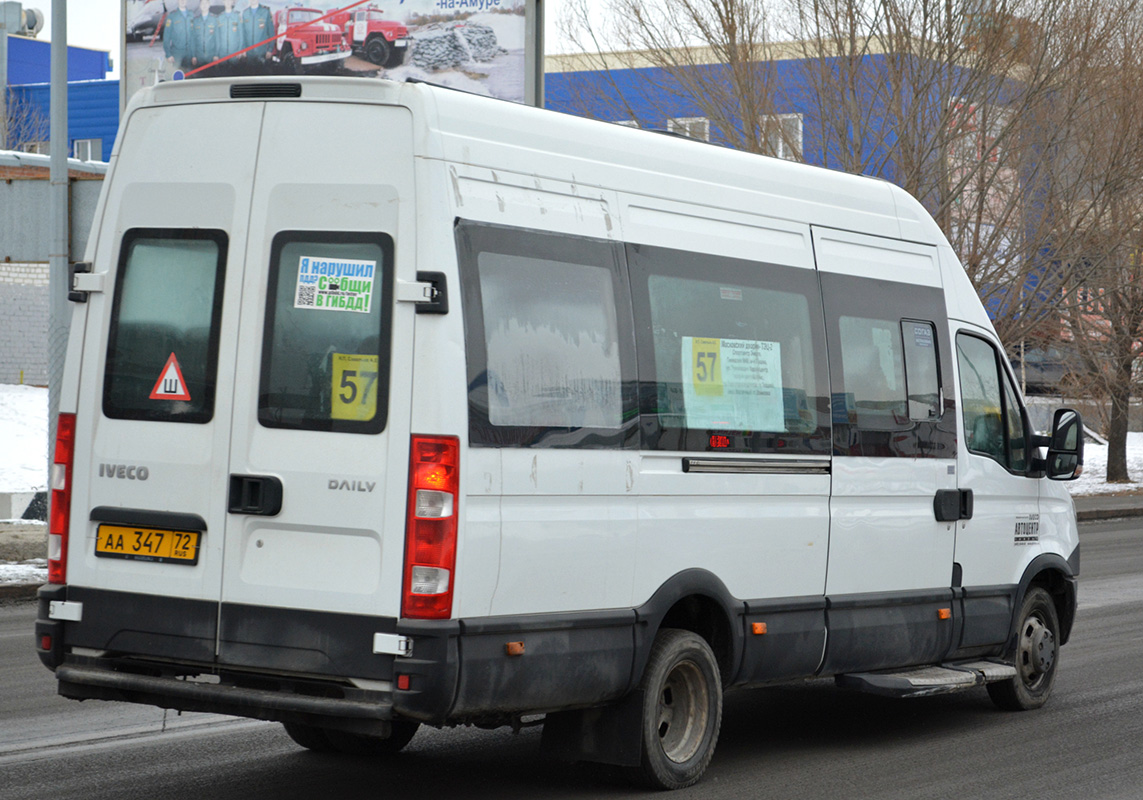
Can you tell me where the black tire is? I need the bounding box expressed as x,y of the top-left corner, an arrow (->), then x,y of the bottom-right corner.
323,720 -> 421,756
365,36 -> 390,66
279,48 -> 298,75
632,629 -> 722,790
282,722 -> 336,752
988,586 -> 1060,711
383,45 -> 406,69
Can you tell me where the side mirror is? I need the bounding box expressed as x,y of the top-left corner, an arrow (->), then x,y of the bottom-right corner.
1046,408 -> 1083,480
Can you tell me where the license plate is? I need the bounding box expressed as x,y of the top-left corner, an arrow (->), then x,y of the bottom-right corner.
95,525 -> 201,565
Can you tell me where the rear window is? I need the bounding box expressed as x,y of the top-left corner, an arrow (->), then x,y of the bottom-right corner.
258,231 -> 393,433
103,229 -> 227,423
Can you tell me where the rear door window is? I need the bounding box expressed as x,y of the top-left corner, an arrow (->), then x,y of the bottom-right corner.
103,229 -> 227,423
258,231 -> 393,433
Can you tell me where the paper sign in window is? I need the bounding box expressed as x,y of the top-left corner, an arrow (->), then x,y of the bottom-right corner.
331,353 -> 380,421
682,336 -> 784,431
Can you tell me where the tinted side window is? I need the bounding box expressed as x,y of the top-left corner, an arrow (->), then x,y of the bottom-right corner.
457,221 -> 636,448
258,232 -> 393,434
103,229 -> 227,423
628,244 -> 830,454
956,332 -> 1027,471
822,274 -> 955,458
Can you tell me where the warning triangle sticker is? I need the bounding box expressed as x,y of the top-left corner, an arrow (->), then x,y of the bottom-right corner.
149,353 -> 192,401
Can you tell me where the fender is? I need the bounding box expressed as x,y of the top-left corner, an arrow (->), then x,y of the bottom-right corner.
630,569 -> 747,692
1009,548 -> 1079,648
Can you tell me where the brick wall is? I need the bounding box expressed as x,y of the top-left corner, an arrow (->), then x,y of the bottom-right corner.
0,262 -> 50,385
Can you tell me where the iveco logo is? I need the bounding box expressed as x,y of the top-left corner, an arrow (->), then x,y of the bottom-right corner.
99,463 -> 150,480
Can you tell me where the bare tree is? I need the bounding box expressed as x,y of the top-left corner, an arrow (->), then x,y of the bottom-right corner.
555,0 -> 1143,346
1054,16 -> 1143,481
3,88 -> 50,153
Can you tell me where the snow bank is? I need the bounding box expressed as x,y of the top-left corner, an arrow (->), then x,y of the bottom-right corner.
0,384 -> 47,493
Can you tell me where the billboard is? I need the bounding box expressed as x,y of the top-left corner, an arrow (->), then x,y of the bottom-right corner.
122,0 -> 539,109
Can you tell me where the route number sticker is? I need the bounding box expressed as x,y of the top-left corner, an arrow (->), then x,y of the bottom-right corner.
331,353 -> 379,421
682,336 -> 784,431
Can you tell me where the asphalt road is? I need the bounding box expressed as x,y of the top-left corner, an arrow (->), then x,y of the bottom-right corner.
2,519 -> 1141,799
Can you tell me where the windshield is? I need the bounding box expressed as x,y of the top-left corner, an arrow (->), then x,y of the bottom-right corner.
288,10 -> 322,25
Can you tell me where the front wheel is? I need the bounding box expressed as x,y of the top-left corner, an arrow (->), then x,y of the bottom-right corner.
632,629 -> 722,790
987,586 -> 1060,711
365,36 -> 390,66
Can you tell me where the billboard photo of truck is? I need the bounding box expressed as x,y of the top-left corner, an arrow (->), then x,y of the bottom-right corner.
122,0 -> 528,104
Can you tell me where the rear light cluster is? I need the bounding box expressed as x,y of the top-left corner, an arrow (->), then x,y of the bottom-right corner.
401,435 -> 459,619
48,413 -> 76,585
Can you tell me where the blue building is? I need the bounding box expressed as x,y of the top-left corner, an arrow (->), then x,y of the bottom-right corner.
5,33 -> 118,161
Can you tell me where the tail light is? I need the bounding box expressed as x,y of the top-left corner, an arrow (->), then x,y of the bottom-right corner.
48,413 -> 76,585
401,435 -> 459,619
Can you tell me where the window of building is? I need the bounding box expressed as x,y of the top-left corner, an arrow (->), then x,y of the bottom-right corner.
614,119 -> 640,128
457,221 -> 637,449
761,113 -> 802,160
667,116 -> 710,141
74,138 -> 102,162
23,141 -> 49,155
628,243 -> 830,455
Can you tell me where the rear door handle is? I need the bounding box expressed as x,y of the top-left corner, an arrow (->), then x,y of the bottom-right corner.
228,474 -> 283,516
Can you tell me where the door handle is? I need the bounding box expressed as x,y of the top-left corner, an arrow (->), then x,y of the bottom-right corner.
228,474 -> 283,516
934,489 -> 973,522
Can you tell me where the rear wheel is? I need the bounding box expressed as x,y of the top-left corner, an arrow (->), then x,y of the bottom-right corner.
987,586 -> 1060,710
324,720 -> 421,756
365,36 -> 390,66
282,722 -> 335,752
632,629 -> 722,790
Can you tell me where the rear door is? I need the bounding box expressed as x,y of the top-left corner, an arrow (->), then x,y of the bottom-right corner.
65,101 -> 263,662
217,101 -> 417,681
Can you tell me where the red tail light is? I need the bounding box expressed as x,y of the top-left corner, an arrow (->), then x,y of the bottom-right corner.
401,435 -> 459,619
48,413 -> 76,585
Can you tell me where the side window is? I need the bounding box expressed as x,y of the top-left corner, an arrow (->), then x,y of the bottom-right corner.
103,229 -> 227,423
837,316 -> 908,430
258,232 -> 393,433
822,274 -> 955,458
956,332 -> 1027,471
457,221 -> 637,448
628,243 -> 830,454
902,321 -> 941,420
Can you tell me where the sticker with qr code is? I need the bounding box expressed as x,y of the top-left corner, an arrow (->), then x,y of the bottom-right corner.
294,256 -> 376,313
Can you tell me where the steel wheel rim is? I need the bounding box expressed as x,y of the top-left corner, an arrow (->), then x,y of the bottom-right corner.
656,659 -> 709,763
1017,613 -> 1056,690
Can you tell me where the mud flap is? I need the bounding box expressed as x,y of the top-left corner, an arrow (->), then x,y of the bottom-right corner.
540,689 -> 645,767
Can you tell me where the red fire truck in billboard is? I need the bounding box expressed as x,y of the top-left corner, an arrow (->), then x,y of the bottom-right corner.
330,5 -> 411,68
274,6 -> 352,73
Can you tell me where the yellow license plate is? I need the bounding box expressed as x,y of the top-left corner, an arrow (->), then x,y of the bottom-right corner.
95,525 -> 201,565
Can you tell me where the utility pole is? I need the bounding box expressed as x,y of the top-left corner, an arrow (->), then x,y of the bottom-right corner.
47,0 -> 66,458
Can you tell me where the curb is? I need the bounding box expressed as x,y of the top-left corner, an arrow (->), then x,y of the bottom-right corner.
1075,507 -> 1143,522
0,583 -> 42,600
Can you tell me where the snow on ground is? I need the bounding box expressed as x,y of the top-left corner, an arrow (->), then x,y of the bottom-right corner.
0,384 -> 47,493
2,383 -> 1142,584
1066,431 -> 1143,495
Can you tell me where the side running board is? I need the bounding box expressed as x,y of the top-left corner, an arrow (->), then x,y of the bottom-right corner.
835,661 -> 1017,698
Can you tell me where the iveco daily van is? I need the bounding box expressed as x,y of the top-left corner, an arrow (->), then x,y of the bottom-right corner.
37,76 -> 1084,789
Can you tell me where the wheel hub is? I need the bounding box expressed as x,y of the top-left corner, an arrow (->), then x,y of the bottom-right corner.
1018,615 -> 1056,685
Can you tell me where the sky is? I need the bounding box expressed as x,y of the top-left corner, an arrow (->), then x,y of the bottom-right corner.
27,0 -> 575,81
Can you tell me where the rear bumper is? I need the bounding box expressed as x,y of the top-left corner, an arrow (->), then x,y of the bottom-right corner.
56,657 -> 394,735
36,585 -> 636,728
